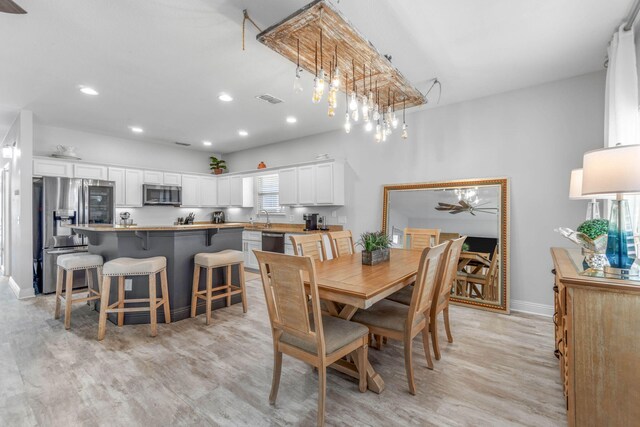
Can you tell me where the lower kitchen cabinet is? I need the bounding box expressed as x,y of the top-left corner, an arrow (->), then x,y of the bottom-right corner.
243,240 -> 261,269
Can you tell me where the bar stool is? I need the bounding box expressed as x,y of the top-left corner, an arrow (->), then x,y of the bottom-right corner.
190,249 -> 247,325
98,256 -> 171,341
54,253 -> 104,330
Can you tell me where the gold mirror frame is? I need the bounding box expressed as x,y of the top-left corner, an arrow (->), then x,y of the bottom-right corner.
382,177 -> 510,314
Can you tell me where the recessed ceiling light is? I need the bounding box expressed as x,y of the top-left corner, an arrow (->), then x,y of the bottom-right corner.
286,116 -> 297,124
238,130 -> 248,137
79,86 -> 99,96
203,140 -> 212,146
129,126 -> 144,134
218,93 -> 233,102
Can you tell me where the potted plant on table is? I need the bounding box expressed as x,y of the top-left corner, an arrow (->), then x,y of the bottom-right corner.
556,218 -> 609,270
358,231 -> 391,265
209,156 -> 227,175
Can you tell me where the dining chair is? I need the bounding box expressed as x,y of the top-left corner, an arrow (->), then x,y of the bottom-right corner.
404,227 -> 441,249
351,242 -> 447,395
438,232 -> 460,244
461,247 -> 499,301
328,230 -> 355,258
290,234 -> 328,262
254,250 -> 369,427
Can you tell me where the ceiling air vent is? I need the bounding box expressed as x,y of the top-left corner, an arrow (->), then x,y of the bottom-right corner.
174,142 -> 191,147
255,94 -> 284,104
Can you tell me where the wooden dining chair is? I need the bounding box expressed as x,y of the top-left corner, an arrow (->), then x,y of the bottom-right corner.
438,232 -> 460,244
290,234 -> 328,262
254,250 -> 369,427
328,230 -> 355,258
351,242 -> 447,395
462,247 -> 499,301
404,227 -> 441,250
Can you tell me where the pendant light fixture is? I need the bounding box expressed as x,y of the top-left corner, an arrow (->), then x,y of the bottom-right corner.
312,41 -> 322,103
330,45 -> 340,91
350,60 -> 359,122
375,119 -> 382,142
368,68 -> 374,111
391,93 -> 398,129
344,73 -> 351,134
293,39 -> 303,93
401,99 -> 408,139
362,63 -> 370,122
327,61 -> 336,117
373,82 -> 380,121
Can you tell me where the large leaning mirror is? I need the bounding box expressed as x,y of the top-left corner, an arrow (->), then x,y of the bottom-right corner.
382,178 -> 510,313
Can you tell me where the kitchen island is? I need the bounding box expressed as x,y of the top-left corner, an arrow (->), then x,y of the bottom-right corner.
69,223 -> 245,324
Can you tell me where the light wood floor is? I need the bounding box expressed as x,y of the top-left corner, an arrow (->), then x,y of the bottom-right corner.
0,273 -> 565,426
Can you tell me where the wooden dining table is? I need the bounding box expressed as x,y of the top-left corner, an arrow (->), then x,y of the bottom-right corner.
310,248 -> 423,394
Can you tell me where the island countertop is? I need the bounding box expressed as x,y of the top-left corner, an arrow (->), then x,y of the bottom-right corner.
68,223 -> 246,232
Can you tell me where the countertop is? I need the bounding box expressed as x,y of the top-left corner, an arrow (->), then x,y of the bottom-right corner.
67,222 -> 343,234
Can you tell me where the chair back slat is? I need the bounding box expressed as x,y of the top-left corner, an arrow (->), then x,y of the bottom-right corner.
290,234 -> 327,262
434,236 -> 467,307
407,242 -> 448,325
328,230 -> 355,258
404,228 -> 441,250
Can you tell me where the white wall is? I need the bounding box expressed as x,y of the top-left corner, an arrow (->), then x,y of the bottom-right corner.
223,71 -> 606,314
1,110 -> 35,299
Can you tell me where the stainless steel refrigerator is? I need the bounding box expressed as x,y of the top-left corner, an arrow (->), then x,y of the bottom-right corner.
33,176 -> 115,294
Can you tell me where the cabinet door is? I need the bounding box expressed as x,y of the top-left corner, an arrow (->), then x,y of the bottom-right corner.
163,172 -> 182,186
143,170 -> 163,185
74,164 -> 108,180
33,159 -> 73,177
247,241 -> 262,269
181,175 -> 201,207
230,176 -> 243,207
315,163 -> 334,204
217,176 -> 231,207
124,169 -> 143,207
108,167 -> 126,207
297,165 -> 315,205
200,176 -> 217,207
279,168 -> 298,205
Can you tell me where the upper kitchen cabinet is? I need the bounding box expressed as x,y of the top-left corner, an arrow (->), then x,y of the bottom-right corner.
230,176 -> 254,207
315,162 -> 344,205
33,158 -> 73,178
217,176 -> 231,206
143,170 -> 163,185
278,167 -> 298,205
163,172 -> 182,186
297,165 -> 315,205
108,167 -> 126,206
144,170 -> 182,186
181,174 -> 201,207
108,167 -> 143,207
73,163 -> 108,180
293,161 -> 345,206
200,176 -> 217,207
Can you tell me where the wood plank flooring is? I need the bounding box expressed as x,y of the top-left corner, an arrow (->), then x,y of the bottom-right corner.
0,273 -> 566,426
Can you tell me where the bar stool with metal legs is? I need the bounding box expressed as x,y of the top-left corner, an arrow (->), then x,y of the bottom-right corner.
54,253 -> 104,329
98,256 -> 171,341
190,249 -> 247,325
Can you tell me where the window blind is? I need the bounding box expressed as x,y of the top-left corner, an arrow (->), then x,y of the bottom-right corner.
257,174 -> 283,213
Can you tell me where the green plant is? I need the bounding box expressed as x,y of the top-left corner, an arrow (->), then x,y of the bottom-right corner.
209,156 -> 227,171
577,219 -> 609,240
357,231 -> 391,252
462,242 -> 470,251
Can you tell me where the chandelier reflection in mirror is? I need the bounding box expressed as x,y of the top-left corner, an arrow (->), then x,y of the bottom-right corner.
435,187 -> 499,216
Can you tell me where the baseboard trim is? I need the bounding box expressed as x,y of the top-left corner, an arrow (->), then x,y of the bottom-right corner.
510,299 -> 553,317
8,276 -> 35,299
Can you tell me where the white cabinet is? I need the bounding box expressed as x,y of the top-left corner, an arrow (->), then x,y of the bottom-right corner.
315,162 -> 345,205
279,168 -> 298,205
124,169 -> 144,207
200,176 -> 217,207
181,175 -> 201,207
242,230 -> 262,270
230,176 -> 254,207
217,176 -> 230,206
108,167 -> 126,206
297,165 -> 315,205
163,172 -> 182,186
74,163 -> 108,180
33,158 -> 73,177
143,170 -> 163,184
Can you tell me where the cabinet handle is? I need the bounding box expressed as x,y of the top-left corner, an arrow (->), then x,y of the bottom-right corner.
553,285 -> 559,293
551,268 -> 556,275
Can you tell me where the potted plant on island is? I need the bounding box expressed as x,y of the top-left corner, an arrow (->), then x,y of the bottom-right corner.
209,156 -> 227,175
358,231 -> 392,265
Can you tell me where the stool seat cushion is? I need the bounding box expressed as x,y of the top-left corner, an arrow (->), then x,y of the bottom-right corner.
281,314 -> 369,355
57,253 -> 104,270
103,257 -> 166,276
195,250 -> 243,268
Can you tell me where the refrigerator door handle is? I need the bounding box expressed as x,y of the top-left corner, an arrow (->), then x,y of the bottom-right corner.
45,248 -> 88,255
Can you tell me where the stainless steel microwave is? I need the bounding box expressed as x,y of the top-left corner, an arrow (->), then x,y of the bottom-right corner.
143,184 -> 182,206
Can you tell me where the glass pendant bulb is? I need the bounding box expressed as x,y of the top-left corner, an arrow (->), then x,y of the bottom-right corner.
344,113 -> 351,134
351,107 -> 359,122
362,96 -> 370,122
391,112 -> 399,129
368,91 -> 374,110
327,103 -> 335,117
349,92 -> 358,111
375,123 -> 382,142
364,120 -> 373,132
293,67 -> 303,93
373,104 -> 380,121
312,76 -> 322,104
317,69 -> 326,97
331,66 -> 340,91
401,123 -> 408,139
382,127 -> 387,142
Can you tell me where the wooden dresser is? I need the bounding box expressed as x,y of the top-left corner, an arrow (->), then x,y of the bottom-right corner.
551,248 -> 640,426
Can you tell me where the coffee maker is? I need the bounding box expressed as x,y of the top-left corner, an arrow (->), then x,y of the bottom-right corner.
303,213 -> 319,231
212,211 -> 225,224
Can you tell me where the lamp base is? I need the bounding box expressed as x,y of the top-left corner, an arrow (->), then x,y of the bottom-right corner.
585,199 -> 600,220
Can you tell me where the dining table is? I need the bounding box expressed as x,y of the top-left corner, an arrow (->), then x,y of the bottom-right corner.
309,248 -> 423,394
455,251 -> 491,296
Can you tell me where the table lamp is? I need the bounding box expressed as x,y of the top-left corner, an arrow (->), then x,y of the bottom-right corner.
582,144 -> 640,276
569,168 -> 601,220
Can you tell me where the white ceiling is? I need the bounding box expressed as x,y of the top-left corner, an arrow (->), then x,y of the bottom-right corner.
0,0 -> 633,153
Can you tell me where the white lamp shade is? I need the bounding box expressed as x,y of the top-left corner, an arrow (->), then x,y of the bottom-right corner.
582,144 -> 640,196
569,169 -> 589,199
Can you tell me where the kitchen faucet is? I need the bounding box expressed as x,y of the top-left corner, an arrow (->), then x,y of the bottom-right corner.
258,209 -> 271,228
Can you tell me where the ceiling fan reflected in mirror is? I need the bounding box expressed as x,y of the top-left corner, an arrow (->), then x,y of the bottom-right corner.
0,0 -> 27,14
435,200 -> 498,216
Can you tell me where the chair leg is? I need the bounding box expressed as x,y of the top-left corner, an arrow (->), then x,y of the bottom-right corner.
269,349 -> 283,405
160,268 -> 171,323
117,276 -> 125,327
190,264 -> 200,318
356,342 -> 368,393
317,365 -> 326,427
205,267 -> 213,325
432,314 -> 441,361
374,334 -> 382,350
404,334 -> 416,395
87,268 -> 95,310
226,264 -> 232,307
149,273 -> 157,337
64,269 -> 74,330
421,326 -> 434,370
54,266 -> 63,319
239,262 -> 247,313
98,277 -> 111,341
444,306 -> 453,343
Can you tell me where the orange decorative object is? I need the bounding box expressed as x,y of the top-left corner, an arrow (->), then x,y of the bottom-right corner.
257,162 -> 267,169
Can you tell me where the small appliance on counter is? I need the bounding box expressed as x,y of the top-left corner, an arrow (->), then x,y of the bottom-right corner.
212,211 -> 225,224
177,212 -> 195,225
318,215 -> 329,231
119,211 -> 133,226
303,213 -> 320,231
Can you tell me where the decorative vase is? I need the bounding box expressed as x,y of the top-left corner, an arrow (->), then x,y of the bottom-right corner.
212,168 -> 224,175
581,235 -> 609,270
362,248 -> 390,265
257,161 -> 267,169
